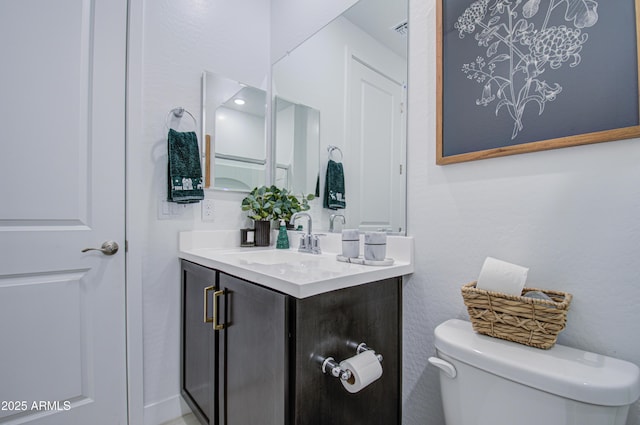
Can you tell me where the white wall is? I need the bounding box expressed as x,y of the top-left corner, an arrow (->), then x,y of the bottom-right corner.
403,1 -> 640,425
270,0 -> 357,62
275,104 -> 296,166
127,0 -> 270,423
215,107 -> 266,159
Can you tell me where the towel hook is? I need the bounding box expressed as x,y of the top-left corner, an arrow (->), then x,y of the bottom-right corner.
327,145 -> 343,162
165,107 -> 197,131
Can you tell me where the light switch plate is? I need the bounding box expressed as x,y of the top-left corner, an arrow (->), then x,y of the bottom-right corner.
158,197 -> 186,220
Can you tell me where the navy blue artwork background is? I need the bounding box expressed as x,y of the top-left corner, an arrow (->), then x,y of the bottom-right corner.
442,0 -> 639,157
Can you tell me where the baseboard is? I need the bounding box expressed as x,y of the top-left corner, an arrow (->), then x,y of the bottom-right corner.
144,394 -> 192,425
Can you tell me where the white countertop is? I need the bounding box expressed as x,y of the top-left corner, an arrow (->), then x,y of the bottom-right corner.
179,230 -> 414,298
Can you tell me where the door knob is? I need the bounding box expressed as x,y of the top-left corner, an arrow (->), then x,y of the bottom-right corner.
82,241 -> 119,256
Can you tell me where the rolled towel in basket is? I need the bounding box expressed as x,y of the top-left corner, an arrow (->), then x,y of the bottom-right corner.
523,290 -> 553,302
476,257 -> 529,296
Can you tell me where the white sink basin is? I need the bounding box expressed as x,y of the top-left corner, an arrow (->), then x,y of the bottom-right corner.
219,249 -> 321,265
179,231 -> 414,298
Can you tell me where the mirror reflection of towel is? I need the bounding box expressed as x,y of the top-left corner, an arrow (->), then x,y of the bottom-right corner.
323,159 -> 345,209
168,129 -> 204,203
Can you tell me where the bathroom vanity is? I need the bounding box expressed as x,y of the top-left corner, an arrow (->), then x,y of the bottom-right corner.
179,231 -> 414,425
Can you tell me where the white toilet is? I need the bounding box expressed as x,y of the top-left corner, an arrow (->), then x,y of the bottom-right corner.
429,319 -> 640,425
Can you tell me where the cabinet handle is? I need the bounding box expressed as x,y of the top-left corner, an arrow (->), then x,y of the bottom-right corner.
203,285 -> 214,323
213,289 -> 225,331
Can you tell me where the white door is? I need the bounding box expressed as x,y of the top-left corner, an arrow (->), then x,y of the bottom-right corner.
348,57 -> 406,232
0,0 -> 128,424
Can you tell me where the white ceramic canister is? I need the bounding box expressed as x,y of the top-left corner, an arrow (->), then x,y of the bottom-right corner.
341,229 -> 360,258
364,232 -> 387,261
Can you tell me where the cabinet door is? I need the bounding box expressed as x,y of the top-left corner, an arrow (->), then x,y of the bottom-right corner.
218,273 -> 287,425
292,278 -> 402,425
181,260 -> 218,424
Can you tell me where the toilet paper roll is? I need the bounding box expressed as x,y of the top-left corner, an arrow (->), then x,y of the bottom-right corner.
339,350 -> 383,393
476,257 -> 529,296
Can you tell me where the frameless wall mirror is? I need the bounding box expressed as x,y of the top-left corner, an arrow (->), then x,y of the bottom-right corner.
202,71 -> 267,192
274,96 -> 321,196
272,0 -> 408,234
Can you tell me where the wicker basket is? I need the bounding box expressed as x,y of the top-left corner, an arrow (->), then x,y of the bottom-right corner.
461,281 -> 572,349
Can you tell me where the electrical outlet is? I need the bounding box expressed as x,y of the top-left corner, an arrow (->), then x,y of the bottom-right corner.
202,199 -> 215,221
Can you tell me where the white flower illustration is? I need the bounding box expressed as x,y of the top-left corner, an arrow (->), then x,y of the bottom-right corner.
458,0 -> 598,138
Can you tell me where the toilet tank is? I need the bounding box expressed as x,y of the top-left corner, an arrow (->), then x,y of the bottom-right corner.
431,319 -> 640,425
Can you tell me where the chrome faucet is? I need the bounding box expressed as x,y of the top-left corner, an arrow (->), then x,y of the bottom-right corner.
290,212 -> 321,254
329,214 -> 345,233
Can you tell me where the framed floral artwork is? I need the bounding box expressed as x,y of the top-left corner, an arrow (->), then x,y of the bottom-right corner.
436,0 -> 640,164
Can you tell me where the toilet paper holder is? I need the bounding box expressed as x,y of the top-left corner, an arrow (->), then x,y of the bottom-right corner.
320,342 -> 383,381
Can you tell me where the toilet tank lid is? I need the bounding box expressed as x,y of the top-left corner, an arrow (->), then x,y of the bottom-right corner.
434,319 -> 640,406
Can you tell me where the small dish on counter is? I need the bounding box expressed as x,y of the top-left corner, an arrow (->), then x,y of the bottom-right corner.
336,255 -> 394,266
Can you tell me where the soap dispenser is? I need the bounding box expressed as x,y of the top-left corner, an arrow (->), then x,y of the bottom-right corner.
276,219 -> 289,249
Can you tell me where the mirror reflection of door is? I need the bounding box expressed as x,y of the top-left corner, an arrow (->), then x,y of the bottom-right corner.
347,56 -> 406,233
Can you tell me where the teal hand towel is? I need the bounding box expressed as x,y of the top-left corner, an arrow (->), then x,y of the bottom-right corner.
167,129 -> 204,203
323,159 -> 345,209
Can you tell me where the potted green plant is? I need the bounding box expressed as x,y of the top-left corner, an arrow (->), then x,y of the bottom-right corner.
273,187 -> 315,228
241,185 -> 315,245
241,185 -> 277,246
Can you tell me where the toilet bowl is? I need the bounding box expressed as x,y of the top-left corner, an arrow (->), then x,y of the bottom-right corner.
429,319 -> 640,425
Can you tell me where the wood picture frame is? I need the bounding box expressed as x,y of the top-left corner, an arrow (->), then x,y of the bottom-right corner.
436,0 -> 640,165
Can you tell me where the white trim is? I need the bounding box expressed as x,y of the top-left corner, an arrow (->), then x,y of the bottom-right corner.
144,395 -> 192,425
125,0 -> 145,423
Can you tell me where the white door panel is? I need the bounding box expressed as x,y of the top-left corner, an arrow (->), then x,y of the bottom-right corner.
348,58 -> 405,232
0,0 -> 128,423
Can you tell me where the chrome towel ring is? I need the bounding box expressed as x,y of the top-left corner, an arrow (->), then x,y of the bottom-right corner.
165,107 -> 197,131
327,145 -> 343,162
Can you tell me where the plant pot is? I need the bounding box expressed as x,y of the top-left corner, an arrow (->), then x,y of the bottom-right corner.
254,220 -> 271,247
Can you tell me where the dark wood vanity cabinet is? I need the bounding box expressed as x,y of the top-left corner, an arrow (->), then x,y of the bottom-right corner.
181,261 -> 215,422
181,260 -> 286,425
181,259 -> 401,425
